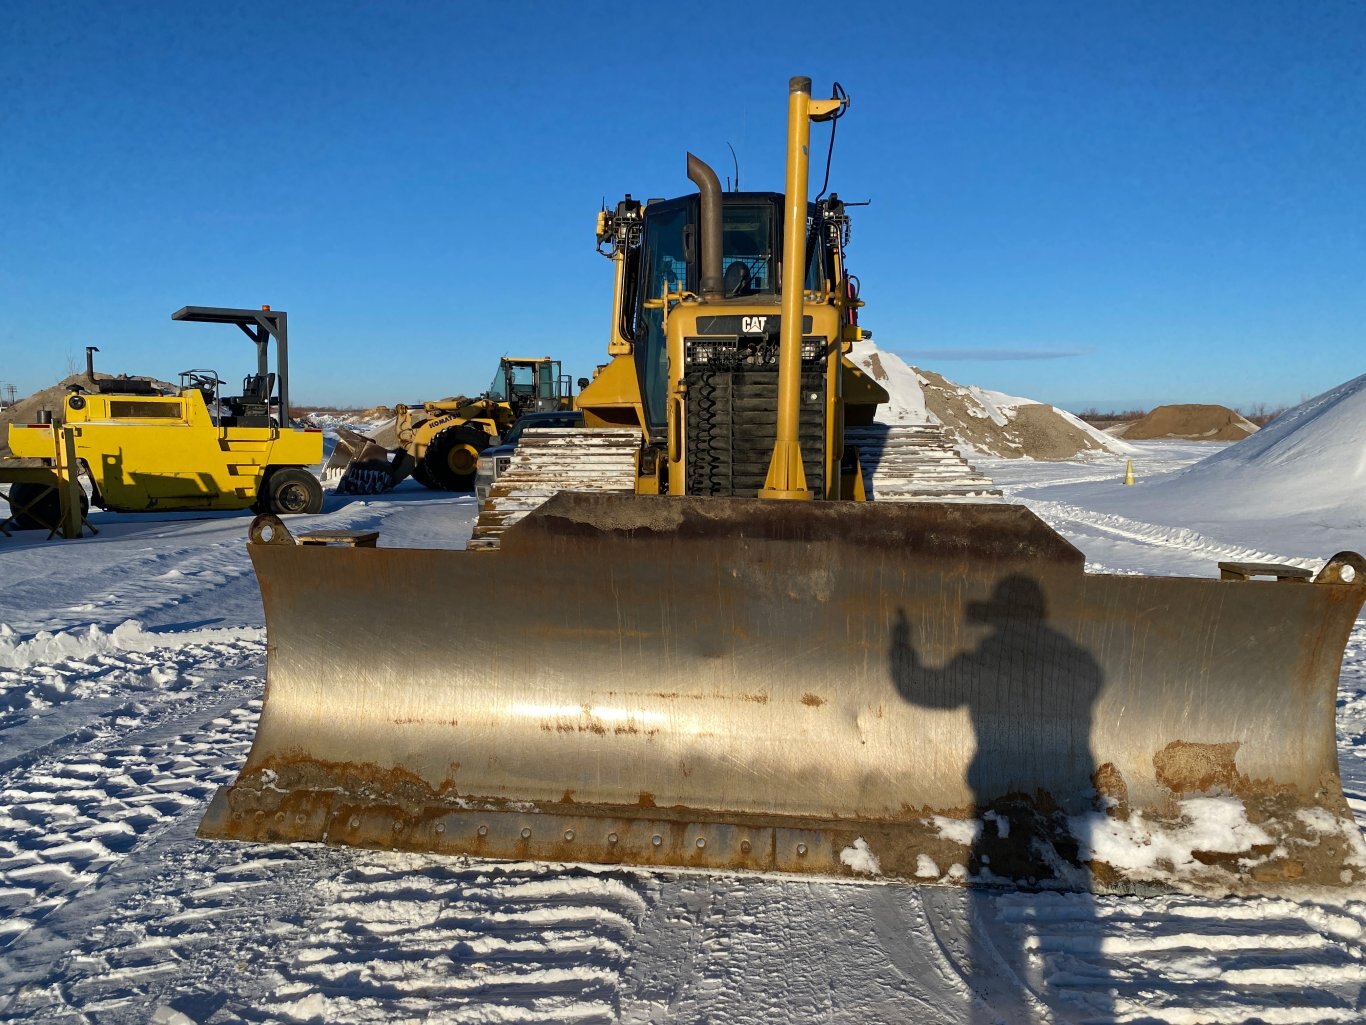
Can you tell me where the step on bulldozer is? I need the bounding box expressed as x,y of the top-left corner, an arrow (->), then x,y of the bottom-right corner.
6,307 -> 323,525
324,356 -> 574,494
202,80 -> 1366,896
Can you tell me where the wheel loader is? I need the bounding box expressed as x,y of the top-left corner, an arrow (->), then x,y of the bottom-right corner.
201,79 -> 1366,896
5,306 -> 324,523
325,356 -> 572,494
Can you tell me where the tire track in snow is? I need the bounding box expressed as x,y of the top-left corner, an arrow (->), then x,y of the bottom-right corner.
1,535 -> 260,641
255,859 -> 650,1024
978,891 -> 1366,1023
0,496 -> 431,642
991,468 -> 1125,496
3,830 -> 347,1024
1025,498 -> 1321,575
622,876 -> 969,1024
1335,623 -> 1366,833
0,623 -> 264,771
618,875 -> 1366,1024
0,674 -> 262,985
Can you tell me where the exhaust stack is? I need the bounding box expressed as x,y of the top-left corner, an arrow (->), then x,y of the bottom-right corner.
687,153 -> 724,300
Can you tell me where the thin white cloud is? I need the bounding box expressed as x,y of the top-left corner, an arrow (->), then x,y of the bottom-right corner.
897,347 -> 1087,362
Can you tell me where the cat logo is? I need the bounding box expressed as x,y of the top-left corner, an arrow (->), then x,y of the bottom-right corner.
741,316 -> 769,334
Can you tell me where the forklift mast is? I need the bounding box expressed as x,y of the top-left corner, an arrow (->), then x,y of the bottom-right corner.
171,306 -> 291,424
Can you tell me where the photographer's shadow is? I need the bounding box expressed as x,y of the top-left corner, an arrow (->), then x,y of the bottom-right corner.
890,574 -> 1113,1020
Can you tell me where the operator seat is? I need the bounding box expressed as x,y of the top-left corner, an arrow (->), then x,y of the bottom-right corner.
224,372 -> 275,427
724,262 -> 752,297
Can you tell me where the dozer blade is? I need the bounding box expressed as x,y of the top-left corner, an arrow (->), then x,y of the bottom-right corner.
201,494 -> 1366,895
324,426 -> 414,494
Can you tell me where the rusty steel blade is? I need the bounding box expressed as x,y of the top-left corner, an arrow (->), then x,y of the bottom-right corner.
200,494 -> 1366,895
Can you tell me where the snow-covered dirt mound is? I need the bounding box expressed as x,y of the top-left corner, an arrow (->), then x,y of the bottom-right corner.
299,407 -> 395,436
850,343 -> 1132,460
1111,373 -> 1366,521
1113,403 -> 1258,441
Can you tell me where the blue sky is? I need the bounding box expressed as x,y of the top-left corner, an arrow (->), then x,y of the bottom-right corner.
2,1 -> 1362,412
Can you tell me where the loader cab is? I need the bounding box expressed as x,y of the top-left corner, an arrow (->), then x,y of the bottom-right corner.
486,357 -> 569,415
626,192 -> 837,434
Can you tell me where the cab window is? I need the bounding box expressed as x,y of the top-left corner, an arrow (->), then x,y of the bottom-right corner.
720,204 -> 775,297
633,200 -> 689,430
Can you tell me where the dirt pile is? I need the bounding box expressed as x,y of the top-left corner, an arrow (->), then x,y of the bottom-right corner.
850,344 -> 1131,460
1113,404 -> 1257,441
917,369 -> 1114,460
0,373 -> 172,460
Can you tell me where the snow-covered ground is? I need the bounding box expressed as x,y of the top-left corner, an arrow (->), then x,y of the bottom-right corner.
2,442 -> 1365,1024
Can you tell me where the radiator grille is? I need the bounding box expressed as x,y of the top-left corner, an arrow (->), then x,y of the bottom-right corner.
683,336 -> 826,497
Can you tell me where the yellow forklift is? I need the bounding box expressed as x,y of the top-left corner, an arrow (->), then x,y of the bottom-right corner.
4,306 -> 323,530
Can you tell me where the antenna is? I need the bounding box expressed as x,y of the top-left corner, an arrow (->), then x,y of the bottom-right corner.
726,142 -> 740,192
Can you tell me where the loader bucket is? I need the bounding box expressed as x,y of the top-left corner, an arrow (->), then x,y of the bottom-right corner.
201,494 -> 1366,895
323,426 -> 414,494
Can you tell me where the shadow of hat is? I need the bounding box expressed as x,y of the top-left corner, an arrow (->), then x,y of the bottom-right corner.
967,574 -> 1047,624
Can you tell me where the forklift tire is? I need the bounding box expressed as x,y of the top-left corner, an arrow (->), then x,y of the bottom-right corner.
421,425 -> 489,492
261,468 -> 323,515
6,482 -> 90,531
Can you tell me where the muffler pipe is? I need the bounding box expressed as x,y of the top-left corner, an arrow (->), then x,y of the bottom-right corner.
85,345 -> 99,383
687,153 -> 724,300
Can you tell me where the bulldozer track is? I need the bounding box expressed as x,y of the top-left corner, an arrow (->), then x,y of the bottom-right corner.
469,428 -> 640,549
470,423 -> 1000,552
845,424 -> 1001,500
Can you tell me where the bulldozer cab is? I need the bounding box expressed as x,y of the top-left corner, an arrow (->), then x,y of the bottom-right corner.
581,172 -> 870,500
486,357 -> 568,415
625,192 -> 840,439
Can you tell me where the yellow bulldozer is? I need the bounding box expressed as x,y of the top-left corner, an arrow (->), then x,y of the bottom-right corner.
325,355 -> 573,494
4,306 -> 323,530
201,80 -> 1366,895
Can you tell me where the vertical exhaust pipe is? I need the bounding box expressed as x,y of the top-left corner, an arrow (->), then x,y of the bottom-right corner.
687,153 -> 724,300
85,345 -> 99,383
